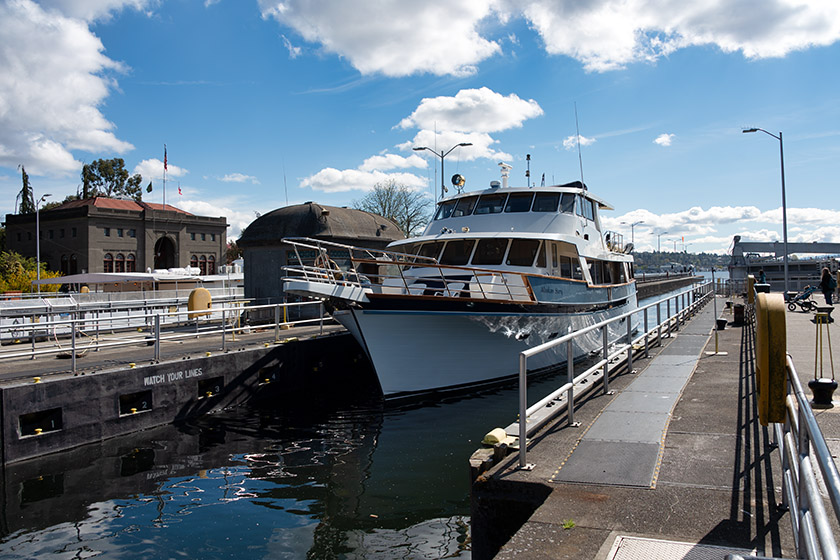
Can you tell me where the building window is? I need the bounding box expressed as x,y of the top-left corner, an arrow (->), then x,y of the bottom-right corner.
17,233 -> 21,241
115,253 -> 125,273
104,253 -> 114,273
70,255 -> 78,274
208,255 -> 216,275
104,227 -> 110,237
117,229 -> 124,238
201,233 -> 206,241
211,233 -> 216,241
61,255 -> 69,275
60,229 -> 65,238
129,229 -> 136,238
190,255 -> 198,269
199,255 -> 207,275
127,254 -> 136,272
190,232 -> 195,241
72,227 -> 77,238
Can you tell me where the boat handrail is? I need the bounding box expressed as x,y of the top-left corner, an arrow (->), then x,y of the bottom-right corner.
282,237 -> 538,303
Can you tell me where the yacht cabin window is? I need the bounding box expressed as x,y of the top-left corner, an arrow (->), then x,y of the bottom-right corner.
472,238 -> 508,265
532,193 -> 559,212
504,193 -> 533,213
576,196 -> 595,221
507,239 -> 541,266
474,194 -> 506,215
440,239 -> 476,265
418,242 -> 444,260
434,200 -> 457,220
452,196 -> 478,217
560,193 -> 575,213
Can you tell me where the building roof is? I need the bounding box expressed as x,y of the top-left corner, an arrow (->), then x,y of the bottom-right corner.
52,197 -> 193,215
238,202 -> 404,247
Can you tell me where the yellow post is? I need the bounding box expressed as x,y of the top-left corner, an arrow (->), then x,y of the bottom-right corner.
755,292 -> 787,425
747,275 -> 755,305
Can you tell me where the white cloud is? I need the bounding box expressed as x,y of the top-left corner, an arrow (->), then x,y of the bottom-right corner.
359,153 -> 426,172
133,158 -> 188,181
36,0 -> 154,21
398,88 -> 543,133
258,0 -> 502,76
259,1 -> 840,76
281,34 -> 302,58
0,0 -> 137,176
521,0 -> 840,72
220,172 -> 260,184
175,198 -> 254,241
300,168 -> 427,193
654,133 -> 675,146
562,135 -> 596,150
398,130 -> 512,162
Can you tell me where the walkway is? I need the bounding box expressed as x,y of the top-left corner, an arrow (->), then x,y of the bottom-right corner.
472,297 -> 840,559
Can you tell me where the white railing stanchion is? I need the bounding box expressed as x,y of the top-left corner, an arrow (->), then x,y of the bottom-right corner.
275,304 -> 281,341
567,339 -> 575,426
71,313 -> 77,374
643,307 -> 649,358
222,309 -> 227,351
602,325 -> 610,393
518,352 -> 528,468
626,315 -> 633,372
154,314 -> 161,361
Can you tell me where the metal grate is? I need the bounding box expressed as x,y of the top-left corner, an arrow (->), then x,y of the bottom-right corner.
606,535 -> 755,560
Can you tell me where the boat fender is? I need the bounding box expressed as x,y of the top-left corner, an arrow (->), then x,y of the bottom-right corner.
482,428 -> 515,446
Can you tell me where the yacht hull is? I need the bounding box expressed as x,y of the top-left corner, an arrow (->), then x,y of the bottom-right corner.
334,300 -> 637,396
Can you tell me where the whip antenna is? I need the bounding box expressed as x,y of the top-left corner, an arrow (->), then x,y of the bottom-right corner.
574,103 -> 586,188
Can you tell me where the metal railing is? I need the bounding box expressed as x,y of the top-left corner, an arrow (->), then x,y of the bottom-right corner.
770,355 -> 840,560
0,300 -> 332,375
513,281 -> 713,468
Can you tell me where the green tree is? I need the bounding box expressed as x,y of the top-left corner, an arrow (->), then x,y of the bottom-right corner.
352,180 -> 432,237
81,158 -> 144,201
16,165 -> 35,214
0,251 -> 61,293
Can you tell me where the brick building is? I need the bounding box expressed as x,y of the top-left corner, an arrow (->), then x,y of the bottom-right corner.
4,198 -> 228,275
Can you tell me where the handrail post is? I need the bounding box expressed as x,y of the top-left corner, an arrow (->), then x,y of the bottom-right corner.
602,325 -> 610,393
30,315 -> 36,360
95,310 -> 100,351
626,315 -> 633,372
221,309 -> 227,351
319,302 -> 324,335
519,352 -> 527,468
656,303 -> 662,346
567,339 -> 575,426
275,304 -> 281,341
71,313 -> 77,374
643,307 -> 649,358
666,299 -> 672,337
154,313 -> 161,361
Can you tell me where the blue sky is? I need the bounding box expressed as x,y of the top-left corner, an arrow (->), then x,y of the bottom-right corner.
1,0 -> 839,254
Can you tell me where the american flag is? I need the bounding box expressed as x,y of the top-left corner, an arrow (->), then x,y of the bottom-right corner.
164,145 -> 168,171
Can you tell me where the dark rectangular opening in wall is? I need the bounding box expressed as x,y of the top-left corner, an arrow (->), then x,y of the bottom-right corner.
119,390 -> 153,416
20,473 -> 65,504
19,408 -> 62,437
198,376 -> 224,398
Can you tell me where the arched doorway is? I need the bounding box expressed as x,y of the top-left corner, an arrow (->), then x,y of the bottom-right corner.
154,237 -> 176,270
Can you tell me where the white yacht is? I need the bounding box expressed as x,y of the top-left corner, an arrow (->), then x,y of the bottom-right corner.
283,164 -> 637,397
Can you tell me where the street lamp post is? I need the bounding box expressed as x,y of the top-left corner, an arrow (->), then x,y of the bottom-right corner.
620,220 -> 645,244
35,193 -> 52,294
413,143 -> 473,200
743,127 -> 789,296
657,231 -> 669,253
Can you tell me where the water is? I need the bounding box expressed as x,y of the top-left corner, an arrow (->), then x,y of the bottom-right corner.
0,284 -> 699,559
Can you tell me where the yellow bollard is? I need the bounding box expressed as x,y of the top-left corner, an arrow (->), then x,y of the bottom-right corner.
755,293 -> 787,425
35,428 -> 43,435
129,363 -> 136,368
33,376 -> 41,383
131,408 -> 137,414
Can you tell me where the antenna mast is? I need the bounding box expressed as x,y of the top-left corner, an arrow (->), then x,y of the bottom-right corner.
574,103 -> 585,188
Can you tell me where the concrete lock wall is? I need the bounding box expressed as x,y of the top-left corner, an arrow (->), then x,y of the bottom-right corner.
0,333 -> 367,465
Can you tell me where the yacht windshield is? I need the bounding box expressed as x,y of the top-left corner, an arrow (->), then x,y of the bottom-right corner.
434,200 -> 457,220
505,193 -> 533,213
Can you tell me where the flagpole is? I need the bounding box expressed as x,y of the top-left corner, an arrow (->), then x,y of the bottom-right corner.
163,144 -> 167,207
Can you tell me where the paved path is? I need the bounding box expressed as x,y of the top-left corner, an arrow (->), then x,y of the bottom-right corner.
473,296 -> 840,560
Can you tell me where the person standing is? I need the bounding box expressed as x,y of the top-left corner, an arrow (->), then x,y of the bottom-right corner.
819,267 -> 837,305
759,269 -> 766,284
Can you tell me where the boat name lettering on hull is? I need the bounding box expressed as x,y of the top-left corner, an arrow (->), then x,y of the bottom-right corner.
144,368 -> 203,386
